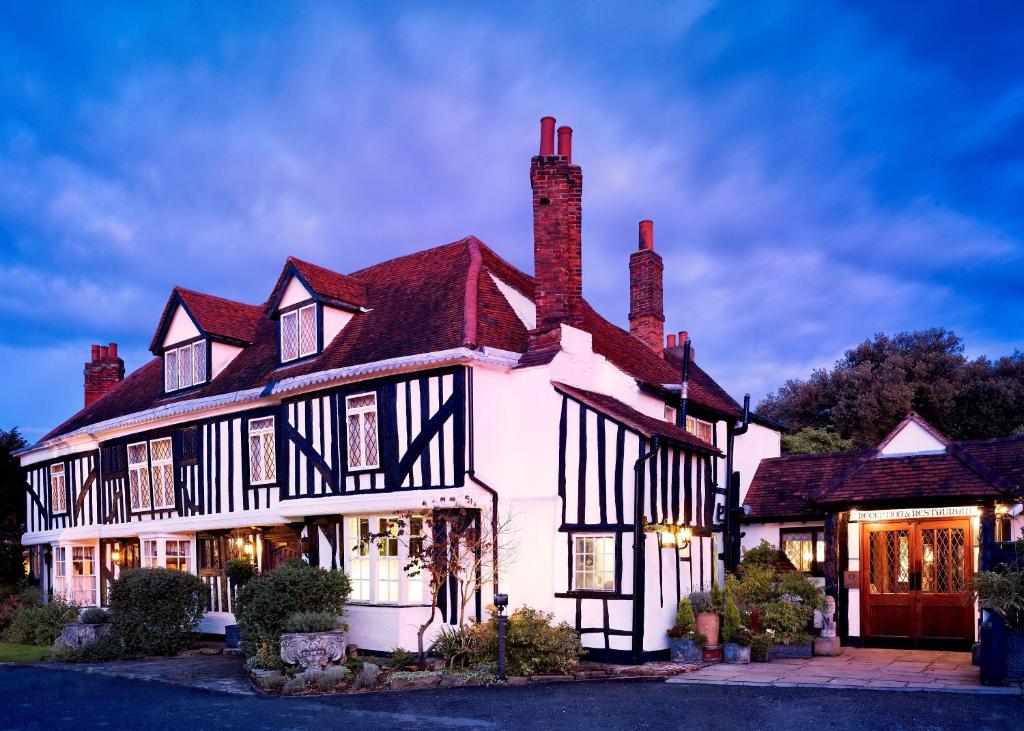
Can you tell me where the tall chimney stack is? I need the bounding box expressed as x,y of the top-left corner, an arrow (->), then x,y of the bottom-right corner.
84,342 -> 125,408
628,219 -> 665,352
531,116 -> 584,342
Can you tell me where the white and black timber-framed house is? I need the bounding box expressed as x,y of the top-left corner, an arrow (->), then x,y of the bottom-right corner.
742,412 -> 1024,651
17,118 -> 780,663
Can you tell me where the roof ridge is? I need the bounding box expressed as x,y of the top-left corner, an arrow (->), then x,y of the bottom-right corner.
808,448 -> 879,503
462,237 -> 483,348
175,286 -> 262,310
946,442 -> 1020,496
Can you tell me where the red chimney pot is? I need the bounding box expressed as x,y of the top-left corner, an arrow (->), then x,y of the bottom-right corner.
639,219 -> 654,251
100,345 -> 109,359
557,125 -> 573,163
109,342 -> 118,358
539,116 -> 556,156
678,330 -> 688,344
91,344 -> 100,362
666,333 -> 677,348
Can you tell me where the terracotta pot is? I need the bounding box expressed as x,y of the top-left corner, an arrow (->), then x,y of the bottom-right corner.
695,612 -> 720,646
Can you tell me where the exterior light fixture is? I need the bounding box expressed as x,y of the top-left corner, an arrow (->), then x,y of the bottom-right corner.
111,548 -> 122,565
995,504 -> 1009,515
494,593 -> 509,682
655,523 -> 692,549
243,540 -> 255,557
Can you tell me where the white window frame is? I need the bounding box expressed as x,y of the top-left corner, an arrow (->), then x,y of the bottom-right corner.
686,415 -> 714,445
280,303 -> 318,362
164,339 -> 207,393
127,438 -> 175,512
140,535 -> 195,573
664,405 -> 677,424
50,462 -> 67,515
53,543 -> 98,606
572,534 -> 616,592
248,417 -> 277,485
346,514 -> 427,606
346,393 -> 380,471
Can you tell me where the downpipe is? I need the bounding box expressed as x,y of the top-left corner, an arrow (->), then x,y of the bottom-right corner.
631,435 -> 661,664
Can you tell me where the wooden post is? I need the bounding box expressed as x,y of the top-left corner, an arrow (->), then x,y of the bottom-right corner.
979,503 -> 996,572
837,512 -> 849,641
823,513 -> 839,597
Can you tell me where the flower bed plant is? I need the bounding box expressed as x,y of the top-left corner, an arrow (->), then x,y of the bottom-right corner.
468,606 -> 583,676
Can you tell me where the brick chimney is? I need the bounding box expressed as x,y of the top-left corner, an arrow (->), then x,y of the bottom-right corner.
628,219 -> 664,352
84,342 -> 124,407
665,331 -> 695,361
531,116 -> 584,341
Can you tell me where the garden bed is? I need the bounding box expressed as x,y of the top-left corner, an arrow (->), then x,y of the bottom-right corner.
248,660 -> 699,696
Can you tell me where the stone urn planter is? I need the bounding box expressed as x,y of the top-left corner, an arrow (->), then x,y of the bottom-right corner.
723,642 -> 751,664
768,642 -> 813,660
55,621 -> 113,650
668,637 -> 703,664
280,629 -> 346,671
695,613 -> 720,647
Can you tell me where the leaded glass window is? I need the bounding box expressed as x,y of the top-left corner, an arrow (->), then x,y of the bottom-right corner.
165,350 -> 178,392
280,304 -> 317,362
248,417 -> 276,485
50,463 -> 67,514
127,441 -> 152,511
346,393 -> 379,470
573,535 -> 615,591
164,340 -> 207,393
150,437 -> 175,509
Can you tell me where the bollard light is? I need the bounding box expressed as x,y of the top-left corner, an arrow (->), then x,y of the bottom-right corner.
494,593 -> 509,681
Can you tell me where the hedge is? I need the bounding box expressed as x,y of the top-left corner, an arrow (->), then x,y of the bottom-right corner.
108,568 -> 208,656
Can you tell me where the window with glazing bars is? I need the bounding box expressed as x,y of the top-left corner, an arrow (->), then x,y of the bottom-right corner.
150,438 -> 175,509
127,442 -> 152,511
685,416 -> 714,444
280,304 -> 317,362
165,340 -> 207,392
346,393 -> 379,470
573,535 -> 615,591
248,417 -> 276,484
50,462 -> 67,514
348,517 -> 371,601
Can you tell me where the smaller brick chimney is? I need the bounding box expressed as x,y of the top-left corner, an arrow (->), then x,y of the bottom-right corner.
84,342 -> 124,408
628,219 -> 664,352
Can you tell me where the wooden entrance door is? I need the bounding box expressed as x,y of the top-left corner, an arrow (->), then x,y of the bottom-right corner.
861,519 -> 974,647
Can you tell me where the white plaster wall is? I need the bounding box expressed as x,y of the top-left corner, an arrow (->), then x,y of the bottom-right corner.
323,306 -> 354,346
879,420 -> 945,456
734,422 -> 781,505
163,305 -> 200,347
211,342 -> 243,380
279,276 -> 313,308
741,520 -> 824,554
847,518 -> 861,637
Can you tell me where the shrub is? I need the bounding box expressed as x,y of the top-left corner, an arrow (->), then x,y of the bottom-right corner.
258,673 -> 286,692
974,566 -> 1024,629
281,611 -> 340,634
750,633 -> 771,662
315,673 -> 336,692
673,598 -> 696,633
760,599 -> 812,644
353,662 -> 381,689
324,665 -> 351,684
107,568 -> 207,656
54,633 -> 123,663
79,607 -> 109,624
688,591 -> 715,615
469,606 -> 583,677
282,676 -> 308,695
234,560 -> 351,660
387,646 -> 417,668
778,571 -> 826,610
430,624 -> 474,669
251,637 -> 286,671
740,540 -> 778,571
4,598 -> 79,646
225,558 -> 257,588
731,566 -> 774,607
0,587 -> 42,636
721,594 -> 742,644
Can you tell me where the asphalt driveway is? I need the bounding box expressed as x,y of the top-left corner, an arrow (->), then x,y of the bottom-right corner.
1,665 -> 1020,730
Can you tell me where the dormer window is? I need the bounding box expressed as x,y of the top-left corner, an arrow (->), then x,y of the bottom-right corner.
280,303 -> 318,362
164,340 -> 207,393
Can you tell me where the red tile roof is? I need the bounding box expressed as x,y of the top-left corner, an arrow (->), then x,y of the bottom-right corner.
149,287 -> 263,353
553,383 -> 722,455
42,236 -> 743,443
745,436 -> 1024,519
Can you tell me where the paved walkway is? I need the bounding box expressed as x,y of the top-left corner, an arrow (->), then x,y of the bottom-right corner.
42,652 -> 253,695
667,647 -> 1022,695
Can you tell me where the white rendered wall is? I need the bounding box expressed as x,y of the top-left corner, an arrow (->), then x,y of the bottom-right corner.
211,342 -> 243,380
734,422 -> 781,505
279,276 -> 313,308
163,305 -> 200,347
879,420 -> 945,456
741,520 -> 824,555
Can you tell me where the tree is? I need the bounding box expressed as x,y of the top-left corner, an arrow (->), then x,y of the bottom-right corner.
759,329 -> 1024,449
366,496 -> 514,663
0,427 -> 28,588
781,426 -> 853,455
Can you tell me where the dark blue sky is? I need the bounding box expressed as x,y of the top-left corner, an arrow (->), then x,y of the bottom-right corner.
2,1 -> 1022,440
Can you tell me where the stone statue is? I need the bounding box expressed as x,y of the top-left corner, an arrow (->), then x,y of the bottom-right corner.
821,595 -> 837,638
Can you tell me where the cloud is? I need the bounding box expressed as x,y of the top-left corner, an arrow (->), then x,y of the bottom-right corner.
0,1 -> 1021,433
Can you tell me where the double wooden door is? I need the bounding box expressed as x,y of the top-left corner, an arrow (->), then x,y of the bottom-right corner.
861,519 -> 974,647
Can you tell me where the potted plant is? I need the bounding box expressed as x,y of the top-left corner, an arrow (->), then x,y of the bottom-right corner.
667,598 -> 705,663
55,607 -> 113,650
974,555 -> 1024,681
689,590 -> 721,648
721,593 -> 751,664
224,558 -> 257,649
279,611 -> 347,671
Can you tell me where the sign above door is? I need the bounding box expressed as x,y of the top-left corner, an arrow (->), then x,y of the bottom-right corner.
851,506 -> 979,522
